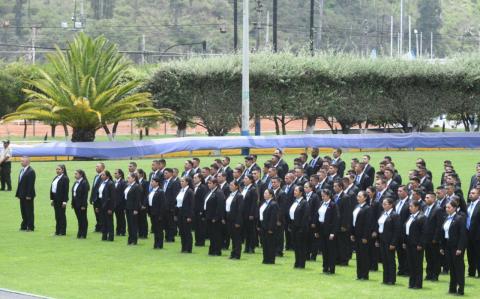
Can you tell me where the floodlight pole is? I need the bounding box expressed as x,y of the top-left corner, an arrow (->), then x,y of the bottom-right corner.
241,0 -> 250,155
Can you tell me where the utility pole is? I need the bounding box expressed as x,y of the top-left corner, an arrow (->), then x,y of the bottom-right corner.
141,34 -> 146,65
265,10 -> 270,46
309,0 -> 315,56
234,0 -> 238,51
420,31 -> 423,58
408,15 -> 411,56
316,0 -> 324,50
390,16 -> 393,57
273,0 -> 278,52
400,0 -> 403,55
241,0 -> 250,153
430,32 -> 433,59
414,29 -> 419,58
31,25 -> 37,64
255,1 -> 263,52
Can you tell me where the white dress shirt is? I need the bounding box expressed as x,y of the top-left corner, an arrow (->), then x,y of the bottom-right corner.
98,179 -> 108,199
259,199 -> 271,221
306,192 -> 313,203
176,187 -> 188,208
378,209 -> 393,233
204,188 -> 216,210
51,174 -> 63,193
225,191 -> 237,212
148,187 -> 158,206
124,184 -> 133,200
73,178 -> 82,197
352,203 -> 365,227
289,198 -> 302,220
19,166 -> 29,181
443,213 -> 456,239
405,212 -> 419,236
318,200 -> 330,223
241,184 -> 251,198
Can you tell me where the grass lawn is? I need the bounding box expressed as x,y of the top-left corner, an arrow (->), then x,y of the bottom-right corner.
1,150 -> 480,299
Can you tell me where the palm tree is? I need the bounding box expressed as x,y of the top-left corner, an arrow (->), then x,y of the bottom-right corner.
2,33 -> 171,142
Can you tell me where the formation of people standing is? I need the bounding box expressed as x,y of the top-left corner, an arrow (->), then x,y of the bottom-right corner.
13,148 -> 480,296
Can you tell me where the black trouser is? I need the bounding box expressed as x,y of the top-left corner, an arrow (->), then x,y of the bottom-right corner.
222,221 -> 230,249
138,208 -> 148,238
0,161 -> 11,190
165,210 -> 176,241
53,201 -> 67,235
320,233 -> 336,273
115,208 -> 126,235
179,217 -> 193,252
243,218 -> 256,252
292,227 -> 307,268
396,245 -> 409,275
425,242 -> 440,280
336,230 -> 351,265
150,214 -> 163,249
275,222 -> 285,256
93,201 -> 102,232
446,245 -> 465,294
19,197 -> 35,231
355,238 -> 370,279
306,226 -> 317,260
207,220 -> 222,255
467,236 -> 480,277
406,243 -> 424,288
228,220 -> 242,259
194,213 -> 206,246
380,238 -> 396,284
126,210 -> 138,244
101,208 -> 114,241
261,228 -> 276,264
74,207 -> 88,238
369,238 -> 379,270
285,221 -> 293,250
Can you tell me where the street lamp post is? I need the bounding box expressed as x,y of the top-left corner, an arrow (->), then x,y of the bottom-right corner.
241,0 -> 250,155
414,29 -> 419,58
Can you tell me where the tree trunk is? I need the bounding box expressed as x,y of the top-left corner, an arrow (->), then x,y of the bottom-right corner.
50,124 -> 56,137
145,127 -> 150,136
23,120 -> 27,139
112,122 -> 119,139
305,115 -> 317,134
176,120 -> 187,137
102,124 -> 113,141
63,123 -> 69,137
281,113 -> 287,135
71,128 -> 96,142
273,115 -> 280,135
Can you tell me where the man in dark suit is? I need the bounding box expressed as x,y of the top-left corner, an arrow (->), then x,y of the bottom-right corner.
181,160 -> 195,178
293,167 -> 308,186
272,177 -> 287,257
193,173 -> 208,246
314,170 -> 332,193
332,148 -> 346,178
225,181 -> 244,259
423,192 -> 445,281
252,169 -> 266,204
418,166 -> 434,193
221,157 -> 234,183
192,158 -> 201,175
163,168 -> 181,242
149,159 -> 165,188
362,155 -> 376,187
272,152 -> 289,180
308,147 -> 322,176
327,164 -> 341,186
282,173 -> 296,250
385,168 -> 399,195
90,162 -> 105,232
243,156 -> 261,177
396,185 -> 412,276
466,188 -> 480,277
16,157 -> 36,231
242,174 -> 259,253
354,162 -> 371,191
333,180 -> 352,265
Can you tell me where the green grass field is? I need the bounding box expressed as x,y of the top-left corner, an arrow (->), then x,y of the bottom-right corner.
1,150 -> 480,299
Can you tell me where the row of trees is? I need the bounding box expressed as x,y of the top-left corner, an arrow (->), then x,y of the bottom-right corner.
147,52 -> 480,136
